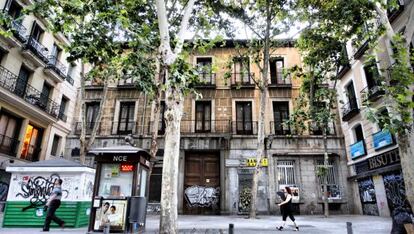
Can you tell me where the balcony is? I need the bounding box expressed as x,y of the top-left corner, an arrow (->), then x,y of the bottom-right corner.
0,65 -> 60,118
111,121 -> 137,135
58,111 -> 67,122
0,12 -> 27,46
117,77 -> 136,89
232,121 -> 258,135
74,122 -> 101,135
270,121 -> 290,135
85,79 -> 104,90
66,75 -> 74,85
180,120 -> 231,134
361,85 -> 385,103
387,2 -> 404,23
231,73 -> 255,88
341,98 -> 359,121
372,129 -> 395,151
309,121 -> 336,136
22,37 -> 50,67
0,134 -> 19,157
269,71 -> 292,88
350,140 -> 366,159
44,55 -> 67,82
194,73 -> 216,88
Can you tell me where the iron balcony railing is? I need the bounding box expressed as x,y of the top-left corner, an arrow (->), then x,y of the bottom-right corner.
0,134 -> 19,157
47,55 -> 67,79
270,71 -> 291,86
270,121 -> 291,135
74,122 -> 101,135
21,144 -> 41,162
111,121 -> 137,135
361,85 -> 385,102
232,121 -> 258,135
24,37 -> 50,64
66,75 -> 74,85
180,120 -> 231,134
309,121 -> 336,136
231,72 -> 255,87
195,73 -> 216,87
0,65 -> 60,117
341,98 -> 359,121
10,20 -> 27,43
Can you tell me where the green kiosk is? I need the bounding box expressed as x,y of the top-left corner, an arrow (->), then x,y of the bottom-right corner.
88,145 -> 151,233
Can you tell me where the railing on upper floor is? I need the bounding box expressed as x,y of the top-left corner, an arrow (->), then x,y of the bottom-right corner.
47,55 -> 67,79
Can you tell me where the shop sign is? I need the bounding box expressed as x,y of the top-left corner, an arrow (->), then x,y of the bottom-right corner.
350,140 -> 366,159
373,130 -> 394,150
245,158 -> 268,167
368,149 -> 400,170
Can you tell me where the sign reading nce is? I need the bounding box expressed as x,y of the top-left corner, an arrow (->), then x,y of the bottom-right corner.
113,155 -> 128,162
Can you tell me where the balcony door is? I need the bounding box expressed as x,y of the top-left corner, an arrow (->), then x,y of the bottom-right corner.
346,82 -> 358,109
14,66 -> 30,97
234,57 -> 250,84
39,83 -> 52,109
0,111 -> 21,156
236,101 -> 252,134
195,101 -> 211,133
20,124 -> 43,161
196,57 -> 212,83
363,63 -> 379,89
86,102 -> 100,133
270,58 -> 284,84
118,102 -> 135,134
273,101 -> 289,135
4,0 -> 22,20
30,22 -> 44,41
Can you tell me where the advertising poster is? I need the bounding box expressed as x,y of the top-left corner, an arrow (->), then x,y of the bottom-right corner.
94,199 -> 127,231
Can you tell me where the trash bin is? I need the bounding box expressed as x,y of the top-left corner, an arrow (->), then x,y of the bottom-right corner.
127,196 -> 147,232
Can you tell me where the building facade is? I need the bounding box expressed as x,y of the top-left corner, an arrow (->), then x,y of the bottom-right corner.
0,0 -> 81,210
66,41 -> 349,215
336,0 -> 413,217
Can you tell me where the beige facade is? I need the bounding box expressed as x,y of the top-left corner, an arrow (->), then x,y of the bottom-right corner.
0,0 -> 81,201
337,0 -> 413,217
66,41 -> 349,215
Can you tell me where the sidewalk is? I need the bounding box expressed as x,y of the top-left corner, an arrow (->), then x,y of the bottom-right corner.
0,214 -> 392,234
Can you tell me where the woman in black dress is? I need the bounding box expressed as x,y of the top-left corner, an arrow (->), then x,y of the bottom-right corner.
277,187 -> 299,231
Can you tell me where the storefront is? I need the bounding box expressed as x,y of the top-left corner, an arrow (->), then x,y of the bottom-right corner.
88,145 -> 150,233
2,159 -> 95,228
352,148 -> 412,217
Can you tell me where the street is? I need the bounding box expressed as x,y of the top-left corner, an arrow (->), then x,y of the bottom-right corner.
0,214 -> 392,234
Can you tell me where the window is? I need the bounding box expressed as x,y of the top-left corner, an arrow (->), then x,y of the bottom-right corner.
233,57 -> 250,84
4,0 -> 23,19
235,101 -> 253,134
98,164 -> 133,198
148,167 -> 162,202
270,58 -> 284,84
196,57 -> 213,83
20,124 -> 43,161
14,66 -> 30,97
86,102 -> 100,130
51,44 -> 63,60
363,61 -> 380,89
118,102 -> 135,134
345,81 -> 358,109
316,160 -> 341,199
30,22 -> 44,41
58,96 -> 68,121
195,101 -> 211,132
40,82 -> 52,109
50,134 -> 61,156
273,101 -> 289,135
353,124 -> 364,143
277,161 -> 295,186
0,110 -> 21,156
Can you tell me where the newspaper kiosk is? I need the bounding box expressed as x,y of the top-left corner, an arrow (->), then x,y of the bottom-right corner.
88,146 -> 151,233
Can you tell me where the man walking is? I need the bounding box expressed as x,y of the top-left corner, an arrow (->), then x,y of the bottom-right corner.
43,178 -> 65,232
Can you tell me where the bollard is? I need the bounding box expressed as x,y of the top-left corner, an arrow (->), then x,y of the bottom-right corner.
229,223 -> 234,234
346,222 -> 353,234
103,223 -> 110,234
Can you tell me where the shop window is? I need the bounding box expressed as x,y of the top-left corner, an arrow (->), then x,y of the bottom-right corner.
118,101 -> 135,134
50,134 -> 61,156
316,160 -> 341,199
98,163 -> 133,198
195,101 -> 211,133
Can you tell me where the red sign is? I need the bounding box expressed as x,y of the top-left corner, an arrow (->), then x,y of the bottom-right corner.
120,164 -> 134,172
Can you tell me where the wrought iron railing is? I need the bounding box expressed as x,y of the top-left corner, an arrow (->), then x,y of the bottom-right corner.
111,121 -> 137,135
74,122 -> 101,135
195,73 -> 216,87
232,121 -> 258,135
24,37 -> 50,64
341,98 -> 359,120
58,111 -> 67,122
10,20 -> 27,43
270,71 -> 291,86
47,55 -> 67,79
0,134 -> 19,157
0,65 -> 60,117
231,73 -> 255,87
180,120 -> 231,134
360,85 -> 385,102
270,121 -> 290,135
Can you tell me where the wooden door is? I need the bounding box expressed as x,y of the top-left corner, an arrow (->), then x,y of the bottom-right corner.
184,152 -> 220,214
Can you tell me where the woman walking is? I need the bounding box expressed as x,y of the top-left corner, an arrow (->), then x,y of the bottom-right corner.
277,187 -> 299,231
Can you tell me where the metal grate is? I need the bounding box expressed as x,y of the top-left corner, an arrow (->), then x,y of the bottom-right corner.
277,160 -> 295,185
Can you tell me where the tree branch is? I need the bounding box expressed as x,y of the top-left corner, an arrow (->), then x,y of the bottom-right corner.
173,0 -> 196,55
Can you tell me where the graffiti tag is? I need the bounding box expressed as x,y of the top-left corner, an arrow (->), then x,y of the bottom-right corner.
16,174 -> 68,211
0,182 -> 8,201
184,186 -> 220,208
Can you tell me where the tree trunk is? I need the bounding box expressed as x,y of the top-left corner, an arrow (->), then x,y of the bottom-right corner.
159,79 -> 184,234
322,126 -> 329,217
249,0 -> 271,219
79,63 -> 87,165
150,68 -> 165,159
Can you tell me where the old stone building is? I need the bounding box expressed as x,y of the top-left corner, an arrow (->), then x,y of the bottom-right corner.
336,0 -> 413,217
0,0 -> 81,210
66,40 -> 349,215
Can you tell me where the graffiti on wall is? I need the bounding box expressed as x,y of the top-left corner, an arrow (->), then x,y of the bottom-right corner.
184,186 -> 220,208
0,182 -> 8,201
16,173 -> 69,211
